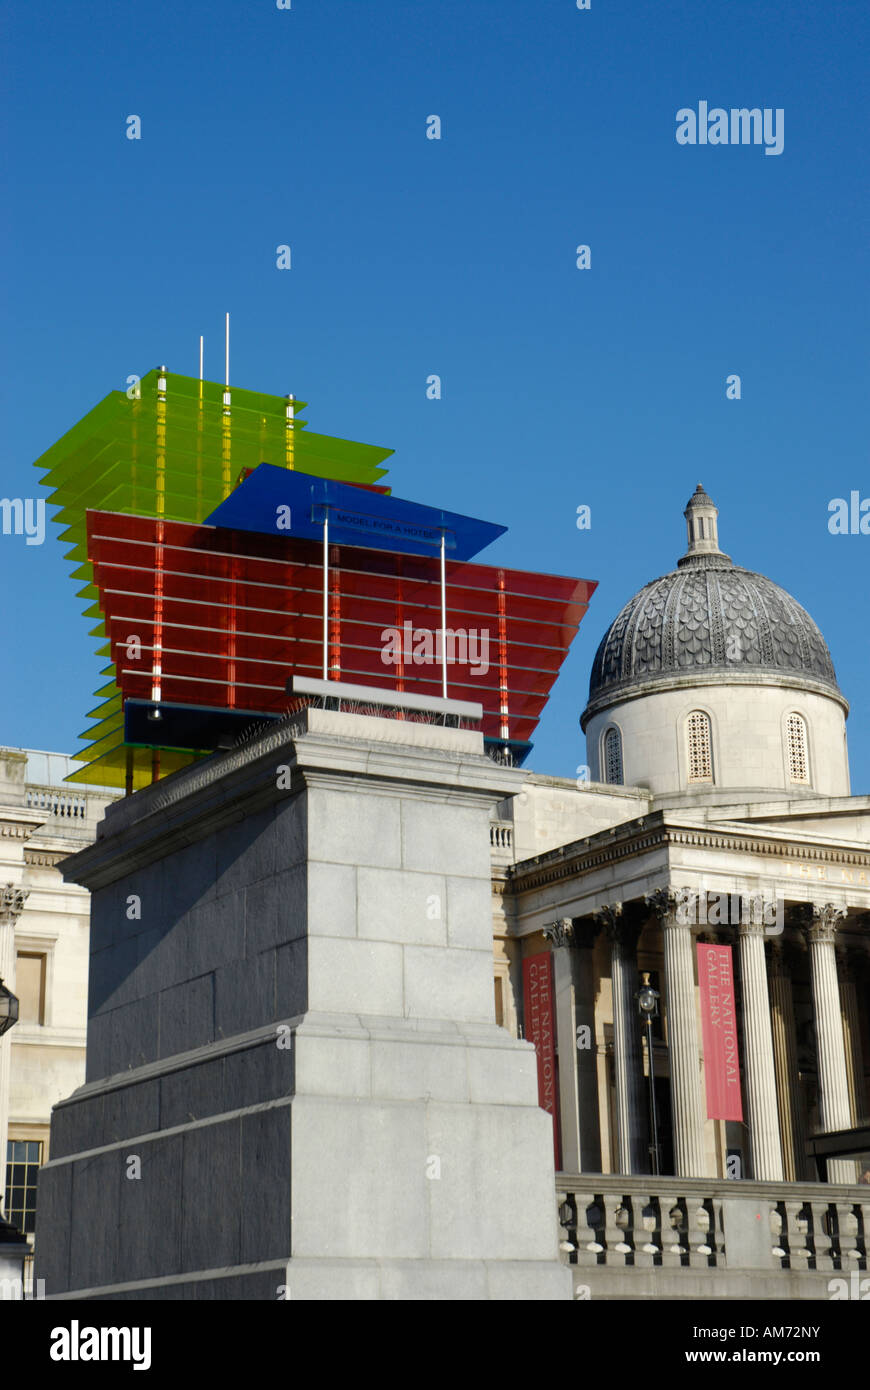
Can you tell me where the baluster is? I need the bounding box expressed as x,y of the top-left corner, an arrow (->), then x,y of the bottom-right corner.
663,1199 -> 688,1268
836,1203 -> 860,1268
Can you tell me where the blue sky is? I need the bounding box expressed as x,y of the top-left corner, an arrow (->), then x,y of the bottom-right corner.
1,0 -> 867,787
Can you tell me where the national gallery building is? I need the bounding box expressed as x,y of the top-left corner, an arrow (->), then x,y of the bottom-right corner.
490,487 -> 869,1216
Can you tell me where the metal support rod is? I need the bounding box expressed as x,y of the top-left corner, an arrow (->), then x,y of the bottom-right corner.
224,313 -> 230,388
322,513 -> 329,680
199,335 -> 203,381
440,531 -> 447,699
645,1018 -> 661,1176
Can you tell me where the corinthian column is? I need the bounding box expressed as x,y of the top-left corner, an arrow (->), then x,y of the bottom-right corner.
800,903 -> 855,1184
737,917 -> 783,1180
542,917 -> 602,1173
770,937 -> 810,1181
594,902 -> 647,1174
646,887 -> 707,1177
0,883 -> 29,1217
836,943 -> 865,1126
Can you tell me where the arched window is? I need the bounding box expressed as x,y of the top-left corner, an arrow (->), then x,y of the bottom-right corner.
786,713 -> 810,784
603,726 -> 623,785
686,711 -> 713,783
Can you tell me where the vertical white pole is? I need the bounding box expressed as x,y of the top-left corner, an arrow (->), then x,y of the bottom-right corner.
224,313 -> 230,387
199,335 -> 204,380
322,513 -> 329,680
440,532 -> 447,699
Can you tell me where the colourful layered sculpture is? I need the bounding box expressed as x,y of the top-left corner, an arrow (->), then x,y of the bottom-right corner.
36,367 -> 597,789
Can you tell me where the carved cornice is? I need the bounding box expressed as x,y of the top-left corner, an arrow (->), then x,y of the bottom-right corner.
0,882 -> 29,925
507,817 -> 870,897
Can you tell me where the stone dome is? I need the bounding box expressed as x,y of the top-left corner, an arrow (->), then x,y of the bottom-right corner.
581,485 -> 842,729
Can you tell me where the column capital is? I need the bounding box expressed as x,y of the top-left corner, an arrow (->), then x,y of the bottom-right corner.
644,885 -> 693,927
737,915 -> 768,939
0,883 -> 29,926
542,918 -> 575,949
798,902 -> 848,946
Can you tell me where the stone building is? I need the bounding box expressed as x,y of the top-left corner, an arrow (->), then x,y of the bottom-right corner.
489,486 -> 869,1294
0,749 -> 115,1267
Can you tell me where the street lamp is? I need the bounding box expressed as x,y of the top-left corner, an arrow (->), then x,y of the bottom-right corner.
0,977 -> 19,1037
635,972 -> 661,1176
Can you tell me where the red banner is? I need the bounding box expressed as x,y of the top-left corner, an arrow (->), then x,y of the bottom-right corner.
696,943 -> 743,1121
522,952 -> 561,1167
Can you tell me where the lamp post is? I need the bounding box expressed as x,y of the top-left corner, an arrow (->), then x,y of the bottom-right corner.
0,976 -> 18,1037
635,972 -> 661,1176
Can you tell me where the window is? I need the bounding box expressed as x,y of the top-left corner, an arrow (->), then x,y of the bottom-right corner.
5,1140 -> 43,1235
687,710 -> 713,782
494,976 -> 504,1028
15,953 -> 46,1025
786,713 -> 810,784
603,726 -> 623,784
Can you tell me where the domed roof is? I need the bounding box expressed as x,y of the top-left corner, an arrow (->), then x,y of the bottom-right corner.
582,486 -> 841,727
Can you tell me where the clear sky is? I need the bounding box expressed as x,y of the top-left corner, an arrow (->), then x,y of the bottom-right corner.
1,0 -> 867,788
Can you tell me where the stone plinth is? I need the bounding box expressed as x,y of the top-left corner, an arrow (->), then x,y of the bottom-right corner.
35,709 -> 570,1300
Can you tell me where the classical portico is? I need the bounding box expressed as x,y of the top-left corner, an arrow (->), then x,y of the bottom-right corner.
491,487 -> 870,1196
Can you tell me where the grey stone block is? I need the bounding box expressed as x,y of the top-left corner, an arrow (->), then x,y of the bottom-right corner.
400,801 -> 490,878
215,951 -> 276,1039
424,1103 -> 559,1262
245,867 -> 306,954
158,975 -> 215,1061
187,892 -> 245,978
34,1161 -> 72,1294
485,1262 -> 573,1300
69,1148 -> 122,1290
307,861 -> 356,938
357,867 -> 447,946
379,1259 -> 489,1301
722,1198 -> 775,1268
283,1258 -> 381,1301
50,1093 -> 105,1159
103,1079 -> 160,1145
274,794 -> 307,859
214,807 -> 278,896
466,1044 -> 539,1106
275,938 -> 308,1019
240,1105 -> 292,1263
446,875 -> 494,950
369,1039 -> 468,1103
307,938 -> 403,1016
307,787 -> 401,867
224,1038 -> 294,1112
181,1119 -> 242,1272
116,1135 -> 184,1282
290,1095 -> 428,1259
89,936 -> 140,1015
160,1056 -> 226,1130
403,944 -> 494,1022
294,1033 -> 371,1099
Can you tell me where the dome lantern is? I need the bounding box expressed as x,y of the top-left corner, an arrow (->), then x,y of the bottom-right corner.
680,483 -> 730,567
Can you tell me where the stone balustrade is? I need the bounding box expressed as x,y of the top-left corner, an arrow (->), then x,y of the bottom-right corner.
489,820 -> 513,858
555,1174 -> 870,1298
